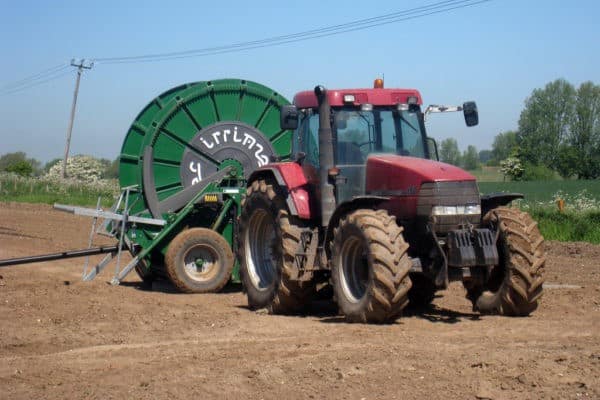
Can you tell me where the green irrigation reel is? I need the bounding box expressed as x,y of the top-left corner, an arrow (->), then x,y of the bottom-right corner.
116,79 -> 293,292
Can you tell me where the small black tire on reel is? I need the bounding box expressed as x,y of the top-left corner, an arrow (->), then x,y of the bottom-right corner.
165,228 -> 234,293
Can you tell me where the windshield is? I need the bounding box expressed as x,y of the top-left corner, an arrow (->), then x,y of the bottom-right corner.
333,107 -> 426,165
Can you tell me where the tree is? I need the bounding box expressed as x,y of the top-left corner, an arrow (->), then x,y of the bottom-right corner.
513,78 -> 600,178
478,149 -> 493,164
0,151 -> 41,175
462,145 -> 480,170
5,160 -> 33,177
103,157 -> 119,179
555,145 -> 578,178
0,152 -> 27,171
567,81 -> 600,178
517,79 -> 575,167
491,131 -> 518,164
439,138 -> 462,166
521,162 -> 556,181
44,158 -> 62,173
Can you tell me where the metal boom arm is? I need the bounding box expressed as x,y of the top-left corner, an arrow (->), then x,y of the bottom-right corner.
0,245 -> 120,268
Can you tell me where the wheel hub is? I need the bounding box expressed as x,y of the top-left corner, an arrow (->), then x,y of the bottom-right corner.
339,236 -> 369,303
182,244 -> 219,282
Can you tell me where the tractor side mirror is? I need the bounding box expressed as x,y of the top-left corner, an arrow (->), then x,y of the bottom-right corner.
463,101 -> 478,127
427,137 -> 439,161
280,105 -> 299,130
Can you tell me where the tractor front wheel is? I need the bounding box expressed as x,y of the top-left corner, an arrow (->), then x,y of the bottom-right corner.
331,209 -> 412,323
470,207 -> 545,316
165,228 -> 234,293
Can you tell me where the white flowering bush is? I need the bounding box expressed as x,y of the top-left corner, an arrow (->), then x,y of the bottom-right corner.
46,155 -> 105,183
499,157 -> 524,181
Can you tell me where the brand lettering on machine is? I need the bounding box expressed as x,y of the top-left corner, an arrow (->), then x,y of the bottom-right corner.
189,162 -> 202,185
199,125 -> 269,166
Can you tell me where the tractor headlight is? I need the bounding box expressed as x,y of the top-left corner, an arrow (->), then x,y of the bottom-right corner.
431,204 -> 481,216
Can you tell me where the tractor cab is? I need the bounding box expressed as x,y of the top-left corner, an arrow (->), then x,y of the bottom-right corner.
294,104 -> 428,203
281,79 -> 477,204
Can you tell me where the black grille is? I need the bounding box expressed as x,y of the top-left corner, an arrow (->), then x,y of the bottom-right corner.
417,181 -> 481,233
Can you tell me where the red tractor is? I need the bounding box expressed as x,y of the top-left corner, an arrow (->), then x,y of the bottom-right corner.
238,80 -> 545,323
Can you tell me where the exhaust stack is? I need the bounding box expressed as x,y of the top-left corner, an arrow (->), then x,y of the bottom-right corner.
315,85 -> 336,227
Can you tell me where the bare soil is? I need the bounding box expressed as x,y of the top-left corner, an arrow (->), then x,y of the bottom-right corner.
0,202 -> 599,400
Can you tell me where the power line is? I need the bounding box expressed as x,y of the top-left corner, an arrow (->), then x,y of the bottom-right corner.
0,0 -> 492,94
95,0 -> 471,63
94,0 -> 492,65
0,63 -> 69,91
0,68 -> 72,97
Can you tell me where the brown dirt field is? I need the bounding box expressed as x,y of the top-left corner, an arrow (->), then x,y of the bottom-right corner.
0,202 -> 599,399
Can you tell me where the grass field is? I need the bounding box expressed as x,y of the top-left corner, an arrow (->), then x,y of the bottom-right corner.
0,173 -> 118,207
478,180 -> 600,203
478,179 -> 600,244
529,209 -> 600,243
469,166 -> 505,182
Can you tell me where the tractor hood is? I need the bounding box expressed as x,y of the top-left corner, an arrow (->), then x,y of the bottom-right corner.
365,154 -> 476,194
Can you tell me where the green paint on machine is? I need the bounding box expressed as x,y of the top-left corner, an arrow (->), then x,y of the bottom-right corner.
117,79 -> 292,288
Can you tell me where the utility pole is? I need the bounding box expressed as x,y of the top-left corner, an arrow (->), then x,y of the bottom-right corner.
62,59 -> 93,179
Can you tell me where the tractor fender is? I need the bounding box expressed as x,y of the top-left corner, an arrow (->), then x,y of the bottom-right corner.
247,163 -> 312,219
324,196 -> 390,258
480,192 -> 524,216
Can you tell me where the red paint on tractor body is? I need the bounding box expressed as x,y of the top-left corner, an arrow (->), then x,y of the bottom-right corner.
366,155 -> 475,189
366,155 -> 476,219
252,162 -> 312,219
294,88 -> 423,109
266,162 -> 308,188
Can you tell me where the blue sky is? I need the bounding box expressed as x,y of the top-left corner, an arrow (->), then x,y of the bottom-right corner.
1,0 -> 599,163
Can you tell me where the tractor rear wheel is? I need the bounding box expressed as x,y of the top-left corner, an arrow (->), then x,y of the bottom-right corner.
470,207 -> 545,316
331,209 -> 412,323
239,179 -> 314,314
165,228 -> 234,293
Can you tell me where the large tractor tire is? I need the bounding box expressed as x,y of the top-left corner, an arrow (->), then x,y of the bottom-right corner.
165,228 -> 234,293
331,209 -> 412,323
470,207 -> 545,316
238,179 -> 314,314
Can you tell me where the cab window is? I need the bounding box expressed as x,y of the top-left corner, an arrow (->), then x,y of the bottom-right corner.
295,111 -> 320,167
